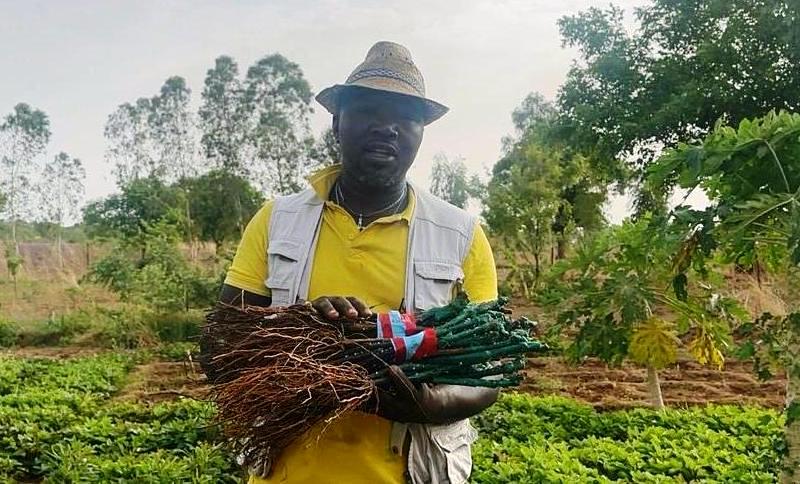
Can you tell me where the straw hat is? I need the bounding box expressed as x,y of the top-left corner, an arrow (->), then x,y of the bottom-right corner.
315,41 -> 449,125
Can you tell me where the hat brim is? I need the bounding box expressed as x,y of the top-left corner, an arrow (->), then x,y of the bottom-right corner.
315,83 -> 449,125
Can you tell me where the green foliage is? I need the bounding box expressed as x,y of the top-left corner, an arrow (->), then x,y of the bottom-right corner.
0,354 -> 786,482
540,217 -> 672,365
12,305 -> 202,350
0,319 -> 17,348
485,142 -> 564,293
105,76 -> 199,186
181,169 -> 264,249
429,153 -> 478,209
486,93 -> 607,293
86,220 -> 221,312
539,215 -> 736,402
647,110 -> 800,477
83,176 -> 183,242
0,221 -> 86,243
4,247 -> 22,280
557,0 -> 800,178
0,103 -> 51,238
0,354 -> 239,482
199,56 -> 247,172
155,342 -> 199,362
650,110 -> 800,271
471,393 -> 784,483
737,312 -> 800,382
243,53 -> 317,195
40,152 -> 85,240
17,311 -> 93,347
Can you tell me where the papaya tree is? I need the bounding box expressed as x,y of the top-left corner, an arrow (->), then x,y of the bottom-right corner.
540,215 -> 734,409
648,110 -> 800,481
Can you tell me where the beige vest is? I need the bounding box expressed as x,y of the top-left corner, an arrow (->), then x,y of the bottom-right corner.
267,182 -> 479,484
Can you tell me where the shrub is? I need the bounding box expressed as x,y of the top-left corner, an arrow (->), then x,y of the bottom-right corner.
471,392 -> 783,483
0,320 -> 17,348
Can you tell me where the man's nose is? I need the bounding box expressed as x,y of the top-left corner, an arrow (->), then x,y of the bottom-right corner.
371,122 -> 399,139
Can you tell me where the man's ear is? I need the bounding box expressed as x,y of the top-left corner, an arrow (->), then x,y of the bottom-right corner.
332,115 -> 340,143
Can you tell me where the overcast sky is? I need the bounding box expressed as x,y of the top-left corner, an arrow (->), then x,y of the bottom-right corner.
0,0 -> 651,221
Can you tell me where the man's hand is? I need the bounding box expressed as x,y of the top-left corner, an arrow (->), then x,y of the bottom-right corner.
311,296 -> 372,320
375,366 -> 499,425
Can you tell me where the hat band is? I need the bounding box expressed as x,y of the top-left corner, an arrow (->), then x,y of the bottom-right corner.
346,68 -> 425,97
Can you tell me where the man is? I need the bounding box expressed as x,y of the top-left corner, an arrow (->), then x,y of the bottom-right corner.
219,41 -> 499,484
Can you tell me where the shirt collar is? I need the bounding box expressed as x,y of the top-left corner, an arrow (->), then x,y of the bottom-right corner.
307,164 -> 415,222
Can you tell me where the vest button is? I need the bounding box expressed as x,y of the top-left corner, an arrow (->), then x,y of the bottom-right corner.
391,445 -> 400,455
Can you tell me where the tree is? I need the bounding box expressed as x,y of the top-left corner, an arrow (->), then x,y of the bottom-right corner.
150,76 -> 200,182
648,110 -> 800,480
510,92 -> 558,140
556,0 -> 800,187
104,98 -> 158,185
485,143 -> 562,295
490,93 -> 607,264
241,54 -> 316,195
540,216 -> 735,410
105,76 -> 201,186
40,152 -> 85,268
181,170 -> 264,250
83,176 -> 183,258
0,103 -> 51,251
199,56 -> 247,174
429,153 -> 474,209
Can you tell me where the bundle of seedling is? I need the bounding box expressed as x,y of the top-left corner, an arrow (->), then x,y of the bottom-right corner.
200,294 -> 545,468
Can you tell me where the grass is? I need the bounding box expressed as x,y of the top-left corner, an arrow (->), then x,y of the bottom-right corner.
0,277 -> 118,324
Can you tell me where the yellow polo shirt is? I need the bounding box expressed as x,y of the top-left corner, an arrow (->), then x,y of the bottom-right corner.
225,165 -> 497,484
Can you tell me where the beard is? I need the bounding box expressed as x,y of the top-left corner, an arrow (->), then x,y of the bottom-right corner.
351,169 -> 406,188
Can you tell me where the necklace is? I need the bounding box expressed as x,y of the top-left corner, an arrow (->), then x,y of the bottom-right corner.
334,181 -> 408,229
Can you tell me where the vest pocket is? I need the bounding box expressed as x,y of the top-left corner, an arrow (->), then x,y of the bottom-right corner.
429,419 -> 478,484
266,239 -> 302,306
413,261 -> 465,312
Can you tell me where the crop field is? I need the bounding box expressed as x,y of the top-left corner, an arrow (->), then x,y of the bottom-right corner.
0,344 -> 787,483
0,351 -> 239,483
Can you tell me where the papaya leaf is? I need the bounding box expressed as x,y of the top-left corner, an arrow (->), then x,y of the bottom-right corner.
689,328 -> 725,370
629,319 -> 679,370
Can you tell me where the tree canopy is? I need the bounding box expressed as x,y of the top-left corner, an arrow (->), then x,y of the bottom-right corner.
556,0 -> 800,178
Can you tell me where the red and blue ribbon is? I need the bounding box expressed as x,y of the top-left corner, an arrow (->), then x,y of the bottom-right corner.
378,311 -> 437,362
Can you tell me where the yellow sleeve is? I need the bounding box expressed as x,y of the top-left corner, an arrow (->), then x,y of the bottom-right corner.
462,223 -> 498,303
224,200 -> 274,297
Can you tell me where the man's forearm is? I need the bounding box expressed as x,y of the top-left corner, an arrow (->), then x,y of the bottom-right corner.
218,283 -> 272,307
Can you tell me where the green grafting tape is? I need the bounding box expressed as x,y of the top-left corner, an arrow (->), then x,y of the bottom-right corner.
428,375 -> 523,388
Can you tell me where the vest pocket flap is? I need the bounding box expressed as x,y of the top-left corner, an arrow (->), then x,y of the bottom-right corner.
267,239 -> 302,261
414,261 -> 464,282
266,239 -> 302,290
430,419 -> 478,452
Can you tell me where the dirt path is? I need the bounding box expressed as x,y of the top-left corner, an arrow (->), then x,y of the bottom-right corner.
523,357 -> 785,410
1,345 -> 105,359
5,345 -> 786,410
114,360 -> 209,404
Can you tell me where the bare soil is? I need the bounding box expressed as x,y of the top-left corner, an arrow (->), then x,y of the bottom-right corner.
5,344 -> 786,410
522,356 -> 785,410
0,345 -> 104,359
114,359 -> 209,404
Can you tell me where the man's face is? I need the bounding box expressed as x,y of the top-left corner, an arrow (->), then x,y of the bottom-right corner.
334,87 -> 425,187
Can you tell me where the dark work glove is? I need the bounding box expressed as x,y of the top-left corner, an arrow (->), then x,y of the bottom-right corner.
375,366 -> 499,425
